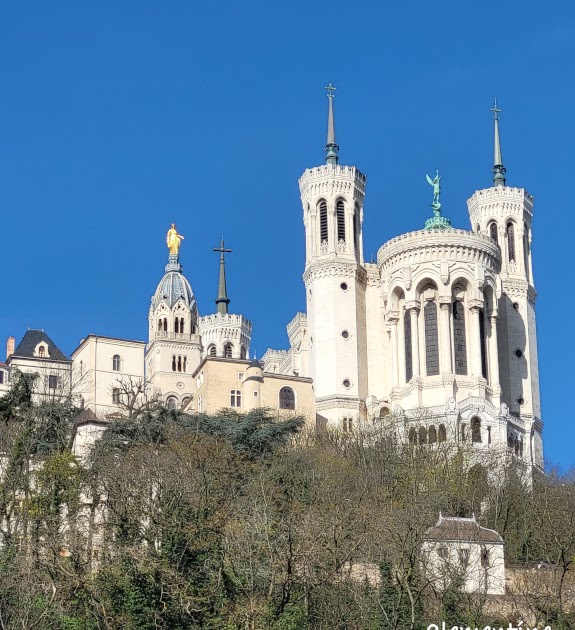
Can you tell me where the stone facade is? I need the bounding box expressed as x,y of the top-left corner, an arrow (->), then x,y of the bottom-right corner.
265,100 -> 544,470
186,356 -> 315,426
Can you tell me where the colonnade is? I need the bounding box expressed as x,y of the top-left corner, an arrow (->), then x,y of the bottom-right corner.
387,298 -> 500,390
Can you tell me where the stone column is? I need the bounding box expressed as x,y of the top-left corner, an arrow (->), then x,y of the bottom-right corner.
469,304 -> 483,377
388,313 -> 399,388
439,300 -> 452,374
407,303 -> 420,378
489,314 -> 500,390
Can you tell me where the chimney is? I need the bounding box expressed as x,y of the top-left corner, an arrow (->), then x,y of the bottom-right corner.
6,336 -> 15,360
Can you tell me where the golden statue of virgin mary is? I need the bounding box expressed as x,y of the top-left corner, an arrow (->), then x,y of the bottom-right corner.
166,223 -> 184,255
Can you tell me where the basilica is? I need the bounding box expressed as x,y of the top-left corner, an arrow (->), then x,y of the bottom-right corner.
0,90 -> 543,470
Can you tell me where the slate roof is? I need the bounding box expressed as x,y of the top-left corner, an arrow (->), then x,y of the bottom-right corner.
12,329 -> 70,362
424,515 -> 503,544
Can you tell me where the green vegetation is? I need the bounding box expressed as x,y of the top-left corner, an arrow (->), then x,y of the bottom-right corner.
0,372 -> 574,628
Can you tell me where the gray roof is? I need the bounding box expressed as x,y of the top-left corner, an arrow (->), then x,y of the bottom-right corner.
152,271 -> 196,309
424,515 -> 503,544
12,329 -> 69,362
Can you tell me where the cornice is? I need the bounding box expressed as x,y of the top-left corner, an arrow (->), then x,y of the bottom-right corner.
303,260 -> 367,285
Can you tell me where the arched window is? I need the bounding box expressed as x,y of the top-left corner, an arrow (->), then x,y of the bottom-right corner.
524,222 -> 529,278
112,354 -> 121,371
471,417 -> 482,443
418,426 -> 427,445
319,200 -> 328,245
424,301 -> 439,376
177,356 -> 182,372
175,318 -> 179,333
172,355 -> 176,372
408,427 -> 416,445
166,396 -> 178,410
379,407 -> 391,419
208,345 -> 217,357
404,309 -> 412,382
224,343 -> 233,358
479,309 -> 488,379
353,204 -> 359,257
279,387 -> 295,410
183,357 -> 187,372
181,396 -> 190,409
163,317 -> 168,331
507,222 -> 515,262
240,346 -> 247,360
428,425 -> 437,444
158,319 -> 163,331
453,300 -> 467,375
336,199 -> 346,243
489,222 -> 498,243
438,424 -> 447,442
38,346 -> 45,357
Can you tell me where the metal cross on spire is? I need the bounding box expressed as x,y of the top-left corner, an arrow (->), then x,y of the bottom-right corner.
325,82 -> 336,98
490,97 -> 506,187
213,236 -> 232,314
324,82 -> 339,165
490,97 -> 501,120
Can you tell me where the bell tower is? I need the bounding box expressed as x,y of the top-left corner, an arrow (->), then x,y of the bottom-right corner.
146,224 -> 202,407
299,85 -> 368,428
467,101 -> 543,467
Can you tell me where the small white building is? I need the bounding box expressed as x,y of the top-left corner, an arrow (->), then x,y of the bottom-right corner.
421,514 -> 505,595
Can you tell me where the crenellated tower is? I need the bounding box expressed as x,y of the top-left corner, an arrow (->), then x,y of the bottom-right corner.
198,238 -> 252,360
467,101 -> 543,467
300,85 -> 368,428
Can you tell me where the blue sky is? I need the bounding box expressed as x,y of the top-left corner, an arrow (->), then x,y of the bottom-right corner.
1,1 -> 573,467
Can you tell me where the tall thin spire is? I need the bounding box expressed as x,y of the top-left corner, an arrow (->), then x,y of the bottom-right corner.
491,98 -> 506,187
213,237 -> 232,314
324,83 -> 339,165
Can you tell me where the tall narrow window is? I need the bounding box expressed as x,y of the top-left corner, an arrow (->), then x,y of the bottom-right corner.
428,425 -> 437,443
507,222 -> 515,262
240,346 -> 247,360
438,424 -> 447,442
177,356 -> 182,372
353,206 -> 359,257
38,346 -> 45,357
424,301 -> 439,376
489,222 -> 498,243
336,199 -> 346,243
224,343 -> 233,358
453,300 -> 467,375
48,374 -> 58,389
523,223 -> 529,278
319,200 -> 328,244
163,317 -> 168,331
112,354 -> 121,371
172,355 -> 176,372
404,309 -> 412,382
158,319 -> 163,331
208,345 -> 216,357
479,309 -> 488,379
175,318 -> 179,333
112,388 -> 120,404
279,387 -> 295,410
471,417 -> 482,443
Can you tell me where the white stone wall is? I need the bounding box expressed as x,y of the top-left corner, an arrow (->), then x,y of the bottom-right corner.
421,539 -> 505,595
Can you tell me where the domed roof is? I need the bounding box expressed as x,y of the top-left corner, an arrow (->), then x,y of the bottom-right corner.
151,257 -> 196,309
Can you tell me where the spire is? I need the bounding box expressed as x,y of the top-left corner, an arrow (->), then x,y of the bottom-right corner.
491,98 -> 506,187
213,237 -> 232,314
324,83 -> 339,165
